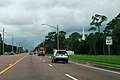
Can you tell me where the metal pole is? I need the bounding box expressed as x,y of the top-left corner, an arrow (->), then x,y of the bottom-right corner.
2,28 -> 4,54
57,25 -> 59,50
18,44 -> 19,54
41,24 -> 59,50
108,45 -> 110,56
16,45 -> 18,54
43,40 -> 44,47
16,43 -> 18,54
12,36 -> 13,52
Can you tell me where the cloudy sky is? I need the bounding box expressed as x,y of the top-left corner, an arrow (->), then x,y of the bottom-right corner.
0,0 -> 120,50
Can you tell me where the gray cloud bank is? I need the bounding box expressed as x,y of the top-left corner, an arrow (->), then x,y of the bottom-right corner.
0,0 -> 120,50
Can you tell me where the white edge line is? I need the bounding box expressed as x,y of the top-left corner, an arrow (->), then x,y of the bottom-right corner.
65,74 -> 78,80
71,61 -> 120,75
49,64 -> 53,67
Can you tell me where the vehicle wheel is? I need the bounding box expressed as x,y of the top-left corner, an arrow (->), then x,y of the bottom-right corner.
53,60 -> 56,63
63,60 -> 66,63
66,60 -> 68,63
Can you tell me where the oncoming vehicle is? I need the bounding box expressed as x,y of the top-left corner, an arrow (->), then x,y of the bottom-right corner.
10,52 -> 14,55
51,50 -> 69,63
29,52 -> 33,55
37,47 -> 46,56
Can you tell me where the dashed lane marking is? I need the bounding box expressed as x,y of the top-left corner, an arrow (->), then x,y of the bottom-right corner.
43,60 -> 45,62
65,74 -> 78,80
49,64 -> 53,67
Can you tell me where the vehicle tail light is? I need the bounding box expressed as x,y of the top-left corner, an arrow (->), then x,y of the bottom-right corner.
56,53 -> 59,56
64,54 -> 68,56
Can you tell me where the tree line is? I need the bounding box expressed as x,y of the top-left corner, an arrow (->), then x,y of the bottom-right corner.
34,13 -> 120,55
0,34 -> 24,55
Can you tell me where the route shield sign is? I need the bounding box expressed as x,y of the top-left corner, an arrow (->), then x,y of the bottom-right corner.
106,36 -> 112,45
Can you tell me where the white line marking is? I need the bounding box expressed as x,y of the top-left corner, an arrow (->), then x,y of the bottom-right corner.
65,74 -> 78,80
71,61 -> 120,75
49,64 -> 53,67
43,60 -> 45,62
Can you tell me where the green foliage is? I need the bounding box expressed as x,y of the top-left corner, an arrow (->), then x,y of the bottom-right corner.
35,13 -> 120,55
34,31 -> 67,54
0,34 -> 18,55
90,14 -> 107,33
104,13 -> 120,54
67,32 -> 82,54
25,49 -> 28,52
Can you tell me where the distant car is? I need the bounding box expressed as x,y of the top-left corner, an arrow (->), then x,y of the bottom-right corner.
51,50 -> 69,63
34,52 -> 36,55
29,52 -> 33,55
10,52 -> 14,55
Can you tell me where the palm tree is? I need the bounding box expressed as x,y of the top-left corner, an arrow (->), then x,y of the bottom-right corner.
90,14 -> 107,33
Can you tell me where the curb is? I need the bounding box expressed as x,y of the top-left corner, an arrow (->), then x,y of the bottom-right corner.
93,64 -> 120,72
69,60 -> 120,72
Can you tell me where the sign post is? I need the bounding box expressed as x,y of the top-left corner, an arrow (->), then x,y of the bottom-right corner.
106,36 -> 112,55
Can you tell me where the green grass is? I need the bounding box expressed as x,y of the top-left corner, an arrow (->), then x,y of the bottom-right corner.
46,53 -> 52,56
69,54 -> 120,68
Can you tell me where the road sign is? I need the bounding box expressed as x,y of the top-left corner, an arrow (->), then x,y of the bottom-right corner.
106,36 -> 112,45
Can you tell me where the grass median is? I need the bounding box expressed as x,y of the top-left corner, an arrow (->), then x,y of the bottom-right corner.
69,54 -> 120,68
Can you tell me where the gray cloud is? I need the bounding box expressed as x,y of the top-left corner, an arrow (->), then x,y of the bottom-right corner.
0,0 -> 120,50
0,0 -> 12,7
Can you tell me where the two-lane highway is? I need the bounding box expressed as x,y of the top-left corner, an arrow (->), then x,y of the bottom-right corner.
0,53 -> 120,80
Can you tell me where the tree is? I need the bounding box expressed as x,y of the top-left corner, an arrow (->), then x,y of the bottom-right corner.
104,13 -> 120,54
90,14 -> 107,33
86,33 -> 96,55
104,13 -> 120,35
34,31 -> 67,54
25,49 -> 28,52
59,31 -> 66,49
67,32 -> 82,54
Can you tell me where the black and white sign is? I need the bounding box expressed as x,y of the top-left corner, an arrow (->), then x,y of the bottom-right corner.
106,36 -> 112,45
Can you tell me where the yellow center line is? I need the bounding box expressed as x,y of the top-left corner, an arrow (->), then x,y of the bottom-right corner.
0,54 -> 28,75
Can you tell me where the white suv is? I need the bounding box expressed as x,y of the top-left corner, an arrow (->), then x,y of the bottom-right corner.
51,50 -> 69,63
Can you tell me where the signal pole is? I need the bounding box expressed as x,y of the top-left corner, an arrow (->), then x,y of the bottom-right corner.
57,25 -> 59,49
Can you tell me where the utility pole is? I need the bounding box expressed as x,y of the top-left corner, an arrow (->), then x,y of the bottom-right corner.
43,39 -> 44,47
12,35 -> 13,52
57,25 -> 59,50
18,43 -> 20,54
16,42 -> 18,54
41,24 -> 59,50
2,28 -> 4,54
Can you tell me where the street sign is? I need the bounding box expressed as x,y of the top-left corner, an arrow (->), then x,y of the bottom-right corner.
106,36 -> 112,45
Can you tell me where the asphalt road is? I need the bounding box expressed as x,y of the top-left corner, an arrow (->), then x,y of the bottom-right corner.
0,53 -> 120,80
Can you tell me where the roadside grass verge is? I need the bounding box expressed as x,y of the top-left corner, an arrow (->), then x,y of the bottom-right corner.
69,54 -> 120,68
46,53 -> 52,56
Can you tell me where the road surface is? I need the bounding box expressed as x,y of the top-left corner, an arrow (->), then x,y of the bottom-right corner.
0,53 -> 120,80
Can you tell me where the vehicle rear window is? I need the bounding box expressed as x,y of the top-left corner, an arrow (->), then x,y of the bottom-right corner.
57,51 -> 67,54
